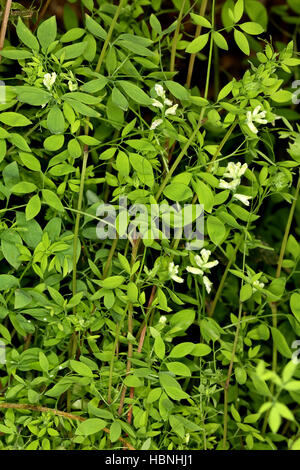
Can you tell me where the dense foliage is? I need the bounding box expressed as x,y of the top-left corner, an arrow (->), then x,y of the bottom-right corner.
0,0 -> 300,450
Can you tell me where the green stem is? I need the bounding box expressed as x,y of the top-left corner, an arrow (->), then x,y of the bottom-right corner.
170,0 -> 187,74
209,237 -> 242,317
186,0 -> 209,88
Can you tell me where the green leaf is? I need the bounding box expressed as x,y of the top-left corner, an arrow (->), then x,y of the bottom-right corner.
0,49 -> 33,59
234,0 -> 244,22
193,180 -> 214,212
26,195 -> 41,221
98,276 -> 125,289
1,230 -> 22,268
81,77 -> 108,93
217,81 -> 234,101
16,18 -> 39,51
44,135 -> 65,151
186,33 -> 210,54
70,360 -> 94,378
239,22 -> 264,34
16,86 -> 51,106
190,13 -> 212,28
20,152 -> 41,172
159,373 -> 189,400
110,422 -> 121,443
42,189 -> 64,212
75,418 -> 107,436
57,42 -> 88,60
207,215 -> 226,245
240,284 -> 253,302
271,327 -> 292,358
129,154 -> 154,188
0,112 -> 31,127
169,342 -> 195,358
212,31 -> 229,50
0,275 -> 19,291
11,182 -> 37,194
39,352 -> 49,372
85,14 -> 107,40
191,343 -> 211,357
124,375 -> 142,387
47,106 -> 65,134
37,16 -> 57,50
166,362 -> 191,377
60,28 -> 85,43
163,183 -> 192,201
154,336 -> 165,360
117,81 -> 152,106
234,29 -> 250,55
164,81 -> 190,101
271,90 -> 292,103
290,293 -> 300,322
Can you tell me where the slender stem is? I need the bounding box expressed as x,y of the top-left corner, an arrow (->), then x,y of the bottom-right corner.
208,122 -> 237,172
209,237 -> 242,317
102,236 -> 119,278
0,0 -> 12,61
186,0 -> 209,88
118,239 -> 140,417
170,0 -> 187,73
223,289 -> 243,449
95,0 -> 126,75
33,0 -> 52,32
0,403 -> 135,450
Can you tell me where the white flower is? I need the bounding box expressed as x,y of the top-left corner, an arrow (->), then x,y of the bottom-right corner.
252,280 -> 265,292
195,249 -> 219,270
246,105 -> 267,134
219,179 -> 240,190
233,193 -> 252,206
151,98 -> 164,109
224,162 -> 248,180
155,84 -> 165,98
203,276 -> 213,294
165,104 -> 178,116
150,118 -> 163,130
68,80 -> 78,91
186,265 -> 203,275
168,262 -> 184,283
164,98 -> 173,106
159,316 -> 167,324
43,72 -> 56,90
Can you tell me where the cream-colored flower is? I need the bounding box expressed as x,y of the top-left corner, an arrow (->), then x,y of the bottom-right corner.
43,72 -> 56,90
164,98 -> 173,106
155,84 -> 165,98
252,279 -> 265,292
168,262 -> 184,283
186,265 -> 203,275
68,80 -> 78,91
224,162 -> 248,180
150,118 -> 163,130
233,193 -> 252,206
151,98 -> 164,109
203,276 -> 213,294
219,179 -> 240,190
165,104 -> 178,116
246,105 -> 267,134
195,249 -> 219,270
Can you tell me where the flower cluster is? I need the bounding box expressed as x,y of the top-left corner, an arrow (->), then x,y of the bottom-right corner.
219,162 -> 252,206
43,71 -> 78,93
169,249 -> 219,294
150,84 -> 178,130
